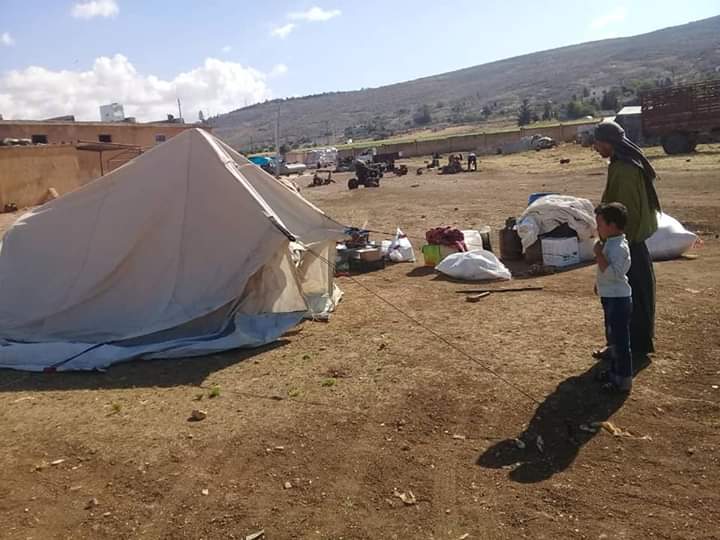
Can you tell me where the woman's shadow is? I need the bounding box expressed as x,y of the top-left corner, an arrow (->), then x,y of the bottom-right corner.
476,362 -> 629,483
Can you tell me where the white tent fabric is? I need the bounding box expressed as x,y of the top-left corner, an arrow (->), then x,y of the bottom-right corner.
516,195 -> 597,251
0,128 -> 346,371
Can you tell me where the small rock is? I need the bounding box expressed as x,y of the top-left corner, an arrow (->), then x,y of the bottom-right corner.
712,385 -> 719,390
85,498 -> 99,510
514,438 -> 526,450
103,512 -> 111,517
201,488 -> 209,496
392,488 -> 417,505
452,434 -> 466,440
536,435 -> 545,453
283,481 -> 293,490
686,447 -> 696,456
189,409 -> 207,421
50,459 -> 65,466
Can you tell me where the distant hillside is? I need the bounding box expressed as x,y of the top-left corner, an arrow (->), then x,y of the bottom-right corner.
210,15 -> 720,151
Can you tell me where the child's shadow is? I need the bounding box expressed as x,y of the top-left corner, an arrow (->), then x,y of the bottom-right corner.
476,363 -> 628,483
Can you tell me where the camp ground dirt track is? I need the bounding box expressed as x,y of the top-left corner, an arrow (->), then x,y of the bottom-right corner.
0,143 -> 718,540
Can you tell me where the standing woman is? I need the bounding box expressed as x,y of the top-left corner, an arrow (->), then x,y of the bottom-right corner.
593,121 -> 661,366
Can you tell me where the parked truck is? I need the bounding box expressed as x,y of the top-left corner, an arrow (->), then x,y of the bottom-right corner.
641,80 -> 720,154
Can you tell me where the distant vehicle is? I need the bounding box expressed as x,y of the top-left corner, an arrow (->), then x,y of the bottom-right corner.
248,155 -> 306,176
641,80 -> 720,154
276,161 -> 307,176
304,147 -> 337,169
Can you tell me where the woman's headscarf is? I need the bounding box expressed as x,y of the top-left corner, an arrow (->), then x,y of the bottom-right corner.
595,121 -> 661,212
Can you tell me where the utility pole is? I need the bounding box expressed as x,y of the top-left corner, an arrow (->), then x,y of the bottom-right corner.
274,109 -> 280,175
325,120 -> 330,146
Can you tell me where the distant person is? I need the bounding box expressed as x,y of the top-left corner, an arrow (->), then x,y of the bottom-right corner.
593,121 -> 660,369
594,203 -> 633,393
467,152 -> 477,171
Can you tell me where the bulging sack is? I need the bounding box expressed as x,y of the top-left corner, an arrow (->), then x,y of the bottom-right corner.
388,228 -> 416,262
646,213 -> 697,261
435,249 -> 512,281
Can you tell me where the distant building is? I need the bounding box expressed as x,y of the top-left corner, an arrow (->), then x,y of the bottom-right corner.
100,103 -> 125,123
0,119 -> 212,209
615,106 -> 645,145
0,119 -> 208,147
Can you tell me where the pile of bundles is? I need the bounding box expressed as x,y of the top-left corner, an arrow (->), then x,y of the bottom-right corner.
422,227 -> 511,281
515,195 -> 597,267
500,194 -> 699,269
425,227 -> 468,252
335,227 -> 415,275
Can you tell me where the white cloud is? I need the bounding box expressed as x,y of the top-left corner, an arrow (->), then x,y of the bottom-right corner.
221,45 -> 232,53
0,55 -> 272,121
288,6 -> 341,22
1,32 -> 15,46
269,64 -> 288,78
589,7 -> 627,30
71,0 -> 119,19
270,23 -> 296,39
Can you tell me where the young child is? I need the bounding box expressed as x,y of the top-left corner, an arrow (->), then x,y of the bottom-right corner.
594,203 -> 633,393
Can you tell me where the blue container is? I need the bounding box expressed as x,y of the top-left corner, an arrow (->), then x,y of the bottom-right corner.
528,192 -> 558,206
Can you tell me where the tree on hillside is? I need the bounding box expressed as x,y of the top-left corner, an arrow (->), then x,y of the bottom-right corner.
601,90 -> 619,111
279,143 -> 290,156
542,101 -> 555,121
517,99 -> 533,126
582,87 -> 590,98
413,104 -> 433,126
565,100 -> 597,120
481,105 -> 492,120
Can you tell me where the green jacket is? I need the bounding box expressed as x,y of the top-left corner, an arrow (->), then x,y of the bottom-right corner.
602,160 -> 658,243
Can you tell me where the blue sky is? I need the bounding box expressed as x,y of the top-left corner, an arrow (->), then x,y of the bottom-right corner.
1,0 -> 718,121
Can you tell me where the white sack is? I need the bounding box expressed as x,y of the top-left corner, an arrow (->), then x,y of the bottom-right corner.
646,213 -> 697,260
435,250 -> 512,281
388,228 -> 416,262
578,238 -> 597,262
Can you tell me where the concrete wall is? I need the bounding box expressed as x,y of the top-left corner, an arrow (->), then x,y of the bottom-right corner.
0,122 -> 209,208
0,146 -> 83,208
337,121 -> 599,160
0,144 -> 135,208
0,121 -> 206,147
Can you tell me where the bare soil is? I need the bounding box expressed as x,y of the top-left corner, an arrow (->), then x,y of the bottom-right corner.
1,144 -> 719,539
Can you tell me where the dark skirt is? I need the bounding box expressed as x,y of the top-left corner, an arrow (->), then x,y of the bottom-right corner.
627,241 -> 656,356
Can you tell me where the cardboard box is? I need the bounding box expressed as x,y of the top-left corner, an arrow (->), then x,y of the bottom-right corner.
541,237 -> 580,267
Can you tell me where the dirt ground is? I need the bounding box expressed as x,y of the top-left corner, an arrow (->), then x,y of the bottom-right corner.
1,143 -> 719,540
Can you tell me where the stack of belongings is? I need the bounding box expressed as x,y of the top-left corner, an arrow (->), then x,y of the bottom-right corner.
335,227 -> 385,275
421,227 -> 467,266
516,195 -> 597,268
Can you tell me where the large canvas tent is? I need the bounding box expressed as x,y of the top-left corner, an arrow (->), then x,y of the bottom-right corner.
0,128 -> 346,371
